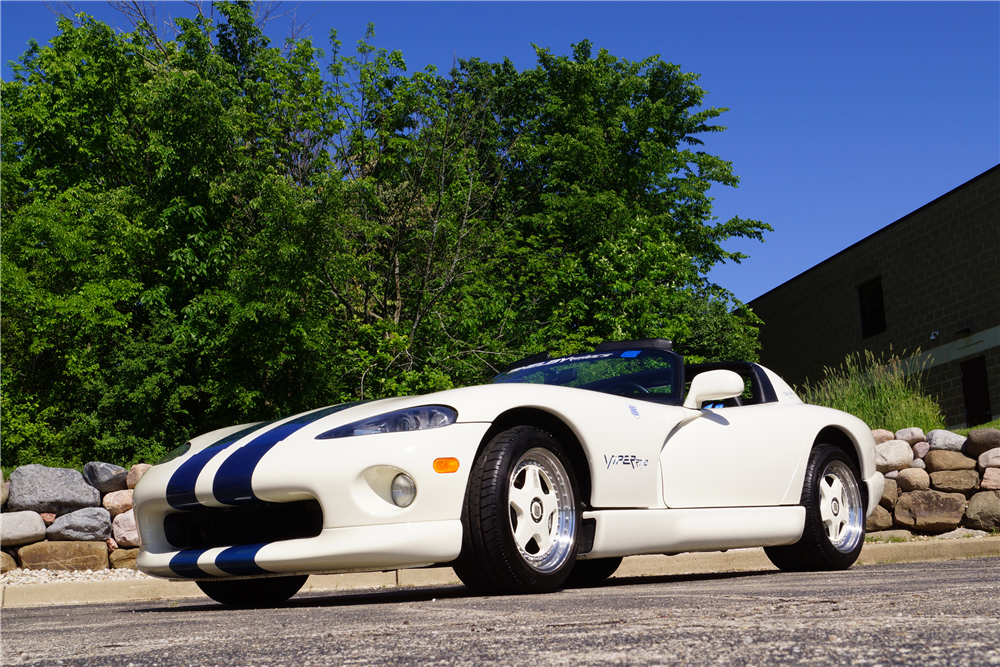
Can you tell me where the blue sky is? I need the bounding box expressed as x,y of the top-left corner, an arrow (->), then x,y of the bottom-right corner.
2,1 -> 997,303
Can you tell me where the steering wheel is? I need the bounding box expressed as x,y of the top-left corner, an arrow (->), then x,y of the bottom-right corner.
605,381 -> 650,396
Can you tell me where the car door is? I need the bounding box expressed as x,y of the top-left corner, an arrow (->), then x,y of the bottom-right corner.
658,403 -> 808,508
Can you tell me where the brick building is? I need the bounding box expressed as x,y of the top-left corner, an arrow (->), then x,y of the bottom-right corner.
748,165 -> 999,428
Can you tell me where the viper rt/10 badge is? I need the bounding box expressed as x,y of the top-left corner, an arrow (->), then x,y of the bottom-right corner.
604,454 -> 649,469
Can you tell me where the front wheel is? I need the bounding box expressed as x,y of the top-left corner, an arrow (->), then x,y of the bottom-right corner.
454,426 -> 580,595
196,575 -> 308,607
765,444 -> 865,572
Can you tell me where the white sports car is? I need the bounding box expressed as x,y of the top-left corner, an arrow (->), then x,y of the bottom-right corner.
134,339 -> 884,606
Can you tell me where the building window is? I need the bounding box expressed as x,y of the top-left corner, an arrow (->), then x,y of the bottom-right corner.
858,276 -> 886,339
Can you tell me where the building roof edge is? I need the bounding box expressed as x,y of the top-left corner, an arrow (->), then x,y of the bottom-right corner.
747,164 -> 1000,307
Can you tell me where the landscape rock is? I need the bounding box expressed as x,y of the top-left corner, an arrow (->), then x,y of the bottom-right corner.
982,468 -> 1000,490
909,458 -> 926,470
885,470 -> 899,479
127,464 -> 152,490
1,550 -> 17,573
894,427 -> 925,445
1,479 -> 8,506
912,442 -> 931,459
965,429 -> 1000,459
875,440 -> 914,473
963,490 -> 1000,531
112,509 -> 140,548
0,511 -> 47,546
109,548 -> 139,570
102,489 -> 133,520
82,462 -> 128,494
17,540 -> 109,571
6,465 -> 100,515
872,429 -> 894,445
39,513 -> 56,526
865,504 -> 893,532
106,537 -> 118,552
896,468 -> 930,492
979,448 -> 1000,470
893,490 -> 967,532
929,470 -> 980,495
879,478 -> 898,509
923,450 -> 977,473
925,430 -> 967,452
934,527 -> 988,539
46,507 -> 112,542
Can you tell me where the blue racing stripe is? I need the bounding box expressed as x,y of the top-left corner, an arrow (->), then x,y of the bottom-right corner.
215,543 -> 270,577
165,421 -> 275,510
169,549 -> 210,578
212,404 -> 357,506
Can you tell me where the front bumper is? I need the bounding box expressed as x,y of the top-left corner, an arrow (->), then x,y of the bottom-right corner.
137,520 -> 464,580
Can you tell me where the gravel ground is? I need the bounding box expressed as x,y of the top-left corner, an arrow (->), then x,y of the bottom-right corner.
0,567 -> 154,587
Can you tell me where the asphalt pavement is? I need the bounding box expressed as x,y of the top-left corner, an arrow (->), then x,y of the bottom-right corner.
2,536 -> 997,608
2,555 -> 997,666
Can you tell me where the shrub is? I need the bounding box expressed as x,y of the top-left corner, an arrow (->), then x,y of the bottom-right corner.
798,349 -> 945,434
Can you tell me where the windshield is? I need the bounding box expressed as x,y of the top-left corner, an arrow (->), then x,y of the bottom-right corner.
491,349 -> 682,401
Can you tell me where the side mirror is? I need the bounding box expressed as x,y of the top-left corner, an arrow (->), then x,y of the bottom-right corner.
683,370 -> 745,410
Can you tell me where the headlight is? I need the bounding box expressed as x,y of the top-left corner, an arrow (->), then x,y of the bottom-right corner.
316,406 -> 457,439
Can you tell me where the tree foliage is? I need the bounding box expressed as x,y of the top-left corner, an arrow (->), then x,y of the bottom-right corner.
1,3 -> 770,467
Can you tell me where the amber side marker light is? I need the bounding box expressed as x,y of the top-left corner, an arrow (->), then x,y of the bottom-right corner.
433,457 -> 460,473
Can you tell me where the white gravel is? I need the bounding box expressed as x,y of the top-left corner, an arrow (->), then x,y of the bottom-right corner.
0,567 -> 155,587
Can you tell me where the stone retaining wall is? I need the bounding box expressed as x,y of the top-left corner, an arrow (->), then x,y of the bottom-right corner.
867,427 -> 1000,534
1,462 -> 151,574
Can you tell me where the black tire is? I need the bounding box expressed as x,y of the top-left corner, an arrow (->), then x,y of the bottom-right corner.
454,426 -> 581,595
196,575 -> 308,608
563,557 -> 623,588
764,444 -> 865,572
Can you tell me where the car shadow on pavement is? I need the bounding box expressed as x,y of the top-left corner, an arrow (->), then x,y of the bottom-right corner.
134,569 -> 776,614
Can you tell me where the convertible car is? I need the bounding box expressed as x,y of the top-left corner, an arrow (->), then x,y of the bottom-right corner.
134,338 -> 884,606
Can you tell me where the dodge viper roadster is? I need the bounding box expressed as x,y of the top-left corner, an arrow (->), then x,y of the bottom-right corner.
134,338 -> 884,606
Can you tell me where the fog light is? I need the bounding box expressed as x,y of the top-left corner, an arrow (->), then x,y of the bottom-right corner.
391,473 -> 416,507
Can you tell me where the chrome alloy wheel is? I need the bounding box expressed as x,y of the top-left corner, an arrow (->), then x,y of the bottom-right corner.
819,459 -> 864,553
507,447 -> 576,573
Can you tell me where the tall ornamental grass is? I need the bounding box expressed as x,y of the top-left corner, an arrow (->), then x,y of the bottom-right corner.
799,350 -> 945,434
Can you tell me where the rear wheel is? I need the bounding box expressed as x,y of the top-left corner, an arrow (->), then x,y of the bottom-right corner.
765,444 -> 865,571
563,557 -> 623,588
196,575 -> 307,608
454,426 -> 580,595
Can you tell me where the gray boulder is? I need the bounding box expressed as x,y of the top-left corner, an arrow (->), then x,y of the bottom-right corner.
871,429 -> 894,445
82,462 -> 128,494
965,429 -> 1000,460
112,509 -> 140,548
879,478 -> 898,509
896,468 -> 930,492
978,448 -> 1000,470
7,465 -> 100,515
982,468 -> 1000,491
894,428 -> 925,445
910,458 -> 926,469
924,450 -> 977,473
46,507 -> 112,541
865,504 -> 893,532
963,491 -> 1000,531
894,490 -> 967,533
0,511 -> 47,546
875,440 -> 914,473
929,470 -> 980,495
926,430 -> 967,452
